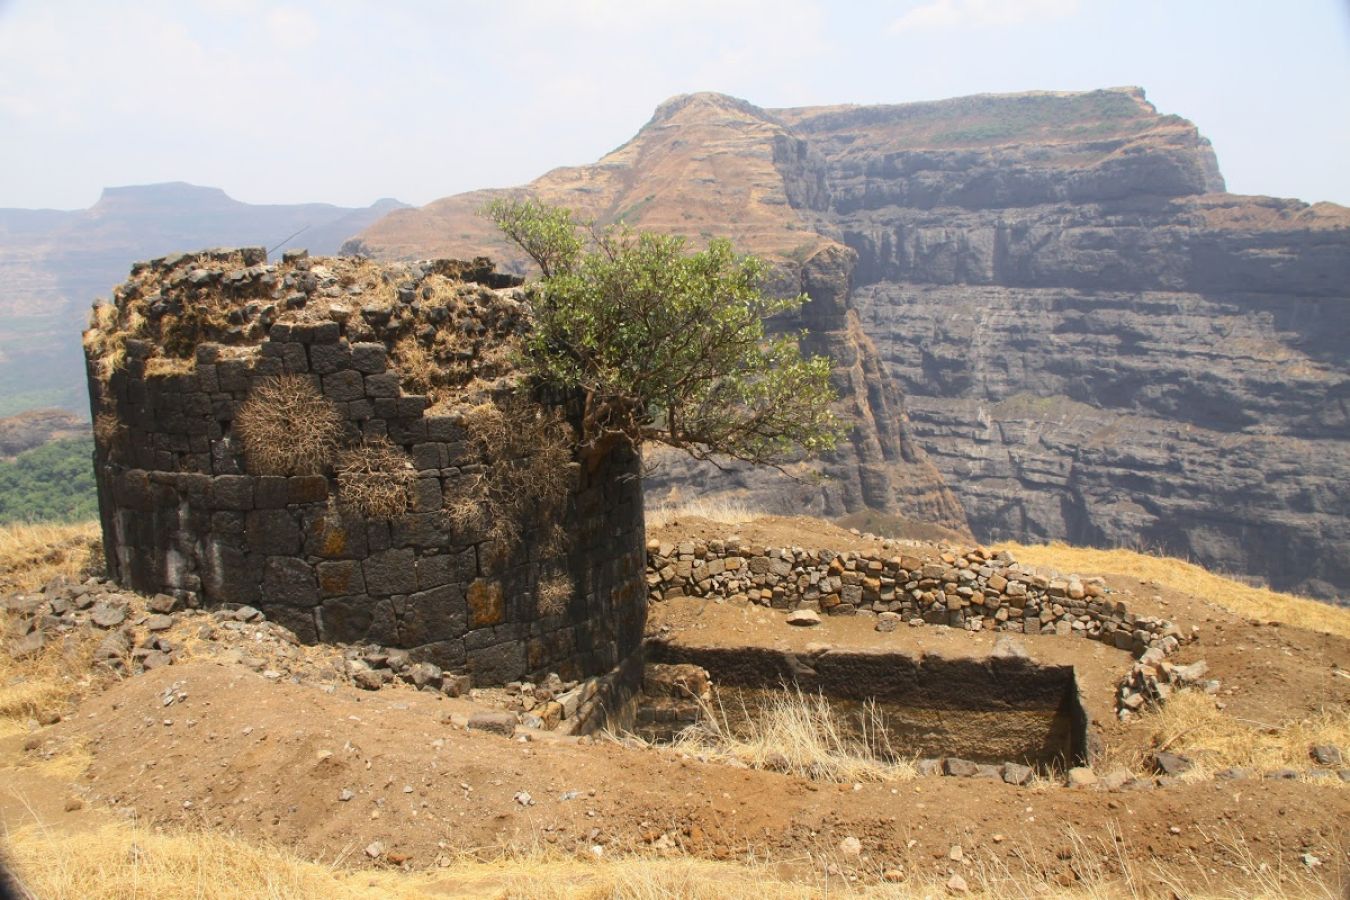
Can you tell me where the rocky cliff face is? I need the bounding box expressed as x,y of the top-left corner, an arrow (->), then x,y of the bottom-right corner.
772,91 -> 1349,601
358,88 -> 1350,601
642,243 -> 967,531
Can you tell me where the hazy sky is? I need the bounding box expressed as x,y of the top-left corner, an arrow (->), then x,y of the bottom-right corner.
2,0 -> 1348,210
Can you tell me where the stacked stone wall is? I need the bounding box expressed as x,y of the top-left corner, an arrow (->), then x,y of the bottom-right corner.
646,539 -> 1181,656
86,249 -> 647,685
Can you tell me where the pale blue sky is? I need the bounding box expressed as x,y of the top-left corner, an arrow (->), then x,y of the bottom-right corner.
2,0 -> 1348,210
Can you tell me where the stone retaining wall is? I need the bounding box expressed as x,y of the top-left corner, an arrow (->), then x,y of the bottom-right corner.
646,538 -> 1183,656
86,249 -> 647,685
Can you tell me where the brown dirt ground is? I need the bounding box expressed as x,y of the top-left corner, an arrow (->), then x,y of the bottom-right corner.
3,660 -> 1344,894
1,514 -> 1346,895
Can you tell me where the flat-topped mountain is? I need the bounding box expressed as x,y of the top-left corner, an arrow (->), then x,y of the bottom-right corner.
0,183 -> 406,416
357,88 -> 1349,601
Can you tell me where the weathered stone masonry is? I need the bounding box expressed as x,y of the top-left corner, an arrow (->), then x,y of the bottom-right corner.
646,539 -> 1181,653
86,249 -> 646,685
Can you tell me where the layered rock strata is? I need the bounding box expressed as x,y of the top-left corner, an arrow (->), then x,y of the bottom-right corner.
772,92 -> 1350,599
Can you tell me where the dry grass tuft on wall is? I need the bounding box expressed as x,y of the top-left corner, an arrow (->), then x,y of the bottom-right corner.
335,437 -> 416,519
233,375 -> 343,476
536,573 -> 573,616
460,396 -> 575,552
91,411 -> 121,448
392,335 -> 441,398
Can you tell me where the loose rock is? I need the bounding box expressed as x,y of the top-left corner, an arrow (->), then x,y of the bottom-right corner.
467,711 -> 518,737
1151,751 -> 1194,776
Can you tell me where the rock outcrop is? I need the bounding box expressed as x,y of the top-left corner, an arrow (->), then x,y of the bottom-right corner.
356,88 -> 1350,601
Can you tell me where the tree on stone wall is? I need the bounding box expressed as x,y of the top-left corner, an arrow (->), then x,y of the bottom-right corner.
484,198 -> 842,468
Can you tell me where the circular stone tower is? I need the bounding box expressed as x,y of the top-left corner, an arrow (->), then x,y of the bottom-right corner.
84,248 -> 646,685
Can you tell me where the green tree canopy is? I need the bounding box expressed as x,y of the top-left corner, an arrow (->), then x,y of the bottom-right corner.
0,436 -> 97,524
484,198 -> 842,467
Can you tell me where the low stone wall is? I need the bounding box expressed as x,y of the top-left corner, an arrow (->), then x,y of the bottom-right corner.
646,539 -> 1182,656
86,250 -> 647,685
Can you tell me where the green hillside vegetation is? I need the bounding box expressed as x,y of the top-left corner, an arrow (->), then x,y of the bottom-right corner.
0,436 -> 98,524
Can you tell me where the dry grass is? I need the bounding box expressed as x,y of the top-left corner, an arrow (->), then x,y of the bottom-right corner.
0,521 -> 100,595
3,826 -> 827,900
664,687 -> 918,784
537,573 -> 573,616
1,796 -> 1341,900
1001,542 -> 1350,639
443,480 -> 486,535
92,411 -> 121,448
83,302 -> 131,382
461,397 -> 575,551
0,521 -> 107,741
142,355 -> 197,377
2,821 -> 437,900
0,626 -> 104,741
0,663 -> 77,738
499,857 -> 819,899
1098,688 -> 1350,782
340,258 -> 402,308
393,335 -> 440,397
964,819 -> 1342,900
0,618 -> 103,742
336,437 -> 415,519
234,375 -> 343,476
645,497 -> 761,529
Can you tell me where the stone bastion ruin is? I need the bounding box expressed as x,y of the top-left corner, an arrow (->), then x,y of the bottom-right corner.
83,248 -> 646,686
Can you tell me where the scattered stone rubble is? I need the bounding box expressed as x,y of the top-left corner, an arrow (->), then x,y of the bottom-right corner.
2,574 -> 615,735
1117,650 -> 1220,722
4,577 -> 188,675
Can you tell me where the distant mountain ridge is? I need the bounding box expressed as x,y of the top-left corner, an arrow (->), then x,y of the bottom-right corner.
355,88 -> 1350,601
0,182 -> 406,416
